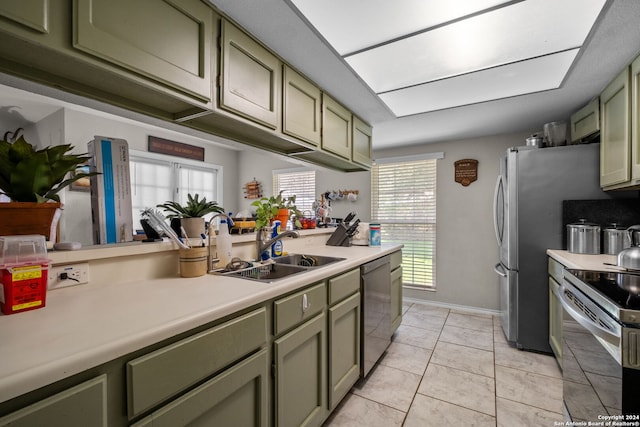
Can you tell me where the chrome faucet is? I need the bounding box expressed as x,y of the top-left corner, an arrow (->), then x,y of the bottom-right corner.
206,213 -> 234,272
255,227 -> 299,261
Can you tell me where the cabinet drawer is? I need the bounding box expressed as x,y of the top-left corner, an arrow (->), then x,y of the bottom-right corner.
127,307 -> 267,418
548,257 -> 564,284
132,349 -> 269,427
390,251 -> 402,271
328,268 -> 360,306
274,282 -> 326,335
0,375 -> 107,427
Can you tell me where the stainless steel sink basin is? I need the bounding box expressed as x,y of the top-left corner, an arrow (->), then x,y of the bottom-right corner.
211,263 -> 307,282
271,254 -> 345,268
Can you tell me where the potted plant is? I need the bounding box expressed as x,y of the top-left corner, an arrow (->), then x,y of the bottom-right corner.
251,190 -> 302,230
0,130 -> 98,240
157,193 -> 224,238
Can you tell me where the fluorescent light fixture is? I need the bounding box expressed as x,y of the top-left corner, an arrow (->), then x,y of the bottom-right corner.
290,0 -> 607,116
379,49 -> 579,116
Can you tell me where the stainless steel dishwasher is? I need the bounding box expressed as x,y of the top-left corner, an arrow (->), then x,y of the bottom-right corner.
361,255 -> 391,377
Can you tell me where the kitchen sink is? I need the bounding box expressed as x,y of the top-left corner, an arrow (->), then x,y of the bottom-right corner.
271,254 -> 345,268
211,263 -> 308,282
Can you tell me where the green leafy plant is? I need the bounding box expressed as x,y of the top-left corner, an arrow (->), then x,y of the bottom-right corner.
0,133 -> 97,203
156,193 -> 224,219
251,190 -> 302,229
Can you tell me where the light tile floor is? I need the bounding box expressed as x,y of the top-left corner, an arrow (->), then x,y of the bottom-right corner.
323,301 -> 564,427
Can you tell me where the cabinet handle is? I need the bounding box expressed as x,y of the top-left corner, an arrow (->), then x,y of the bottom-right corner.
302,293 -> 311,312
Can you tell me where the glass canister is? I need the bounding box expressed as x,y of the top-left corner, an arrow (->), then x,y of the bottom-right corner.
369,223 -> 381,247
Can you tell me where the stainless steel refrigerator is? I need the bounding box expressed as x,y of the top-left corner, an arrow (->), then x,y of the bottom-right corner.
493,143 -> 610,352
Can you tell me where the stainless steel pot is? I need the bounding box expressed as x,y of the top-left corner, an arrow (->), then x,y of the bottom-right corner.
603,224 -> 631,255
526,134 -> 545,148
567,219 -> 600,254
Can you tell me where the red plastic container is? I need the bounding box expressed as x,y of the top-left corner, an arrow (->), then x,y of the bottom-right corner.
1,264 -> 49,314
0,235 -> 50,315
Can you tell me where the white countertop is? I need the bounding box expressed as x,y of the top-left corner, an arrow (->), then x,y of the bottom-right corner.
547,249 -> 619,271
0,243 -> 401,403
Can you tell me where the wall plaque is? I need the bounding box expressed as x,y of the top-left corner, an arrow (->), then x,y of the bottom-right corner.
148,136 -> 204,161
454,159 -> 478,186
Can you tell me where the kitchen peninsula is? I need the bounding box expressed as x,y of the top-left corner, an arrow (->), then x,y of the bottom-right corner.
0,230 -> 401,426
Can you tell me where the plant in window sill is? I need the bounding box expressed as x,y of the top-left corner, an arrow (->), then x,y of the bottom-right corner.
157,193 -> 225,238
251,190 -> 302,230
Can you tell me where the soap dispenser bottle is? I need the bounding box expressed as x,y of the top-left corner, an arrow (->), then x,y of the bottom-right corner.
271,220 -> 283,257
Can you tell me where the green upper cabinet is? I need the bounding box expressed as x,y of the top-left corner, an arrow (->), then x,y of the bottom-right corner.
283,65 -> 321,146
220,19 -> 281,130
352,116 -> 372,167
73,0 -> 212,103
570,97 -> 600,143
0,0 -> 49,34
630,54 -> 640,181
321,94 -> 352,160
600,67 -> 631,189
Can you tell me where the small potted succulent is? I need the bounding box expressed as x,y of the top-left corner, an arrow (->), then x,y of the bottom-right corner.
157,193 -> 224,238
0,129 -> 98,240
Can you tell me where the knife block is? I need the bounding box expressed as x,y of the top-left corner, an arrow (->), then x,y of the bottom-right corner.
326,224 -> 352,247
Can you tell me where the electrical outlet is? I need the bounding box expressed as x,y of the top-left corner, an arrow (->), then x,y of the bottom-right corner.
48,263 -> 90,289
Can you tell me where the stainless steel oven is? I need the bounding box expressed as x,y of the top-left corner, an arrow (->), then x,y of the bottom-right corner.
561,270 -> 640,421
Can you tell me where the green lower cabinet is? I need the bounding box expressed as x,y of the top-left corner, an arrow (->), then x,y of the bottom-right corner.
0,375 -> 107,427
132,349 -> 269,427
274,312 -> 327,427
328,292 -> 360,410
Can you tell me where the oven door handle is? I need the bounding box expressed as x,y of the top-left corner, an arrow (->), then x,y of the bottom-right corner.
559,285 -> 621,346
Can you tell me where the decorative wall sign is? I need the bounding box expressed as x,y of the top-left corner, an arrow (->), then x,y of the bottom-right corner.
454,159 -> 478,186
148,136 -> 204,161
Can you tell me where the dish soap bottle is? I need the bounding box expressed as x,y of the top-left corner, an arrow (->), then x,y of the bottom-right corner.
217,219 -> 232,267
271,220 -> 283,258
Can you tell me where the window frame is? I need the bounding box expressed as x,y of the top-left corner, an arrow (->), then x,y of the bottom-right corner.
371,153 -> 443,289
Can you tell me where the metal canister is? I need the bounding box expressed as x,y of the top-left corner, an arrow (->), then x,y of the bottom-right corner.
567,219 -> 600,254
603,224 -> 631,255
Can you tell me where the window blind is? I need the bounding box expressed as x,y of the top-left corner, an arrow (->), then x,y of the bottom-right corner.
273,169 -> 316,218
371,157 -> 438,288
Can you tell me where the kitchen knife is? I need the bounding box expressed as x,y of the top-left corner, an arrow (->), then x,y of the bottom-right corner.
344,212 -> 356,224
345,219 -> 361,237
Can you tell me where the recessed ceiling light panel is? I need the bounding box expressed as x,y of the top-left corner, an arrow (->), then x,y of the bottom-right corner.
379,49 -> 579,117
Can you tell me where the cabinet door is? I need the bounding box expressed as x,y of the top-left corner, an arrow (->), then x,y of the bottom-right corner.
631,55 -> 640,180
548,277 -> 563,366
0,375 -> 107,427
274,312 -> 327,427
132,349 -> 269,427
352,116 -> 372,167
283,65 -> 321,146
0,0 -> 49,34
390,266 -> 403,334
328,292 -> 360,410
600,67 -> 631,188
570,98 -> 600,143
74,0 -> 213,103
322,94 -> 352,159
220,19 -> 281,129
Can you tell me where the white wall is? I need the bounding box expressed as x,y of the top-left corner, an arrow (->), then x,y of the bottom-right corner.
374,131 -> 532,311
237,150 -> 371,222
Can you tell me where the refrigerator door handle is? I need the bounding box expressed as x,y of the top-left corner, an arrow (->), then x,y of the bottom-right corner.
494,263 -> 507,277
493,174 -> 504,246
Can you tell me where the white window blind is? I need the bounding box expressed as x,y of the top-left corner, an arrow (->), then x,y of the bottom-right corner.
372,156 -> 439,288
273,169 -> 316,220
130,151 -> 222,231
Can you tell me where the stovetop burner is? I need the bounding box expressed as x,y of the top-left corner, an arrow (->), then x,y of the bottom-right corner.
567,269 -> 640,311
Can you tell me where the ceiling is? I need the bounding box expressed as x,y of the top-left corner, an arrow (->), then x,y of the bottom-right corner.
209,0 -> 640,150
